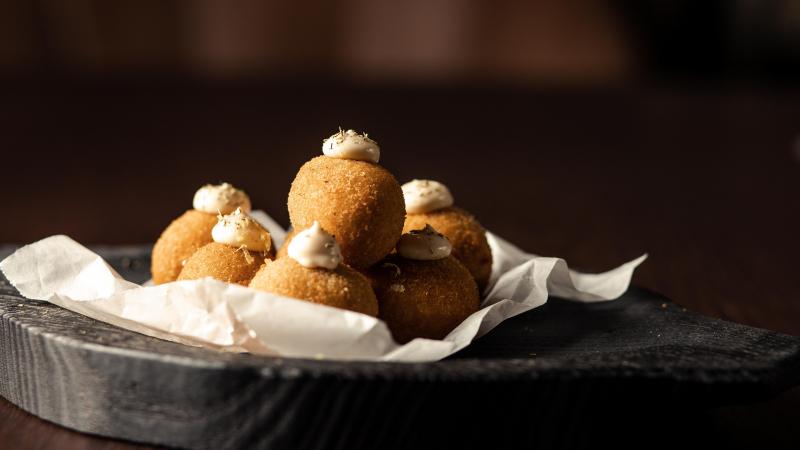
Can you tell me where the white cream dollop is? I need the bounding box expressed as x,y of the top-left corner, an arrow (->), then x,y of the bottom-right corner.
397,225 -> 452,260
287,221 -> 342,269
322,129 -> 380,163
212,208 -> 271,253
193,182 -> 251,215
402,179 -> 454,214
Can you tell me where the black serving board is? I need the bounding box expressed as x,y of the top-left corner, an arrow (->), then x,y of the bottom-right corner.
1,245 -> 799,450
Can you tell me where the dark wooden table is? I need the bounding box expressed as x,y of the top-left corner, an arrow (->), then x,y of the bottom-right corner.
1,80 -> 799,448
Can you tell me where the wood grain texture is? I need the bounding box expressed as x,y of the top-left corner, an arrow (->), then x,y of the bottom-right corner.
1,246 -> 799,449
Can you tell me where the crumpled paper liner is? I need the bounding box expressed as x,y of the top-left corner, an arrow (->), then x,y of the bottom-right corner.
0,212 -> 646,362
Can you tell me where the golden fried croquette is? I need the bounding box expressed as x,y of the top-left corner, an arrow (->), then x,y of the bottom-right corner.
249,257 -> 378,316
287,156 -> 405,269
276,227 -> 373,284
404,206 -> 492,291
178,242 -> 268,285
369,254 -> 480,343
151,210 -> 218,284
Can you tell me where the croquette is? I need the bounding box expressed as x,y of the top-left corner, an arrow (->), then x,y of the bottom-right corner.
249,257 -> 378,317
151,210 -> 218,284
287,156 -> 405,269
369,254 -> 480,343
404,206 -> 492,291
178,242 -> 268,285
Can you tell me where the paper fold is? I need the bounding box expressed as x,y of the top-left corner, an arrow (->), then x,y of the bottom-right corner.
1,216 -> 646,362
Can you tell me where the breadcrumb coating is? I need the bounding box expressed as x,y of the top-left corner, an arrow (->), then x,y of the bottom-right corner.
404,206 -> 492,291
249,257 -> 378,317
178,242 -> 269,285
151,210 -> 218,284
368,254 -> 480,343
287,156 -> 405,269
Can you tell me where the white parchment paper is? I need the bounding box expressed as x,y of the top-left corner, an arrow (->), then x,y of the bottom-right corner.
0,212 -> 646,362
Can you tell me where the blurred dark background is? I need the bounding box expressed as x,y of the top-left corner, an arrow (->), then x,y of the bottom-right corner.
1,2 -> 800,447
5,0 -> 800,82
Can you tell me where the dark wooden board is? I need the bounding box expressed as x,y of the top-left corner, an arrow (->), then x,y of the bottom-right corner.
1,245 -> 799,450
